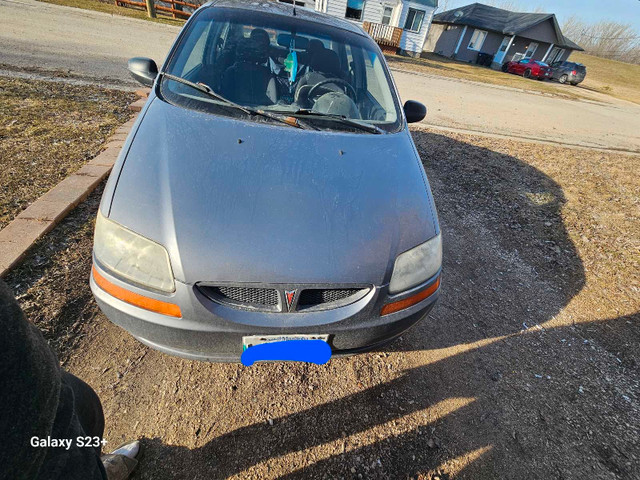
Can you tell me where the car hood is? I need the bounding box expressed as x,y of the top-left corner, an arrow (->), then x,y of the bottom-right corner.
107,97 -> 438,286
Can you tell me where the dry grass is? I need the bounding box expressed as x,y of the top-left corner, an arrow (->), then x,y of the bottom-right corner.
38,0 -> 186,26
571,52 -> 640,105
0,76 -> 135,228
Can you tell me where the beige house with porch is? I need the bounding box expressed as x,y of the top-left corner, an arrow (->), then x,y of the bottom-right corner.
304,0 -> 438,55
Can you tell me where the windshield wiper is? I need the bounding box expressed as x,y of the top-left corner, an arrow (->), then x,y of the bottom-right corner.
162,73 -> 314,130
288,109 -> 384,134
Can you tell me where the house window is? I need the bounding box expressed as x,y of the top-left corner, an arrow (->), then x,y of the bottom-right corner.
467,29 -> 487,51
524,42 -> 538,58
404,8 -> 425,32
278,0 -> 305,5
381,5 -> 393,25
345,0 -> 365,20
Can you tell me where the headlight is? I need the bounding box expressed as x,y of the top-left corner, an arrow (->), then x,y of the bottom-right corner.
93,211 -> 175,293
388,234 -> 442,294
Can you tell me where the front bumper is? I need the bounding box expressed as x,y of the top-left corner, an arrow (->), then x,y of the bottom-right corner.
90,262 -> 439,362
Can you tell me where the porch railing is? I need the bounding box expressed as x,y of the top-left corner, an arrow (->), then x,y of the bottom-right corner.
363,22 -> 403,52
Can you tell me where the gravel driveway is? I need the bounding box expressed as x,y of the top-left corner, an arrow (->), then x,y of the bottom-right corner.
5,127 -> 638,479
2,0 -> 639,152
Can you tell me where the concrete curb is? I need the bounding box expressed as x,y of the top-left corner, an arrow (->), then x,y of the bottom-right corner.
0,105 -> 143,278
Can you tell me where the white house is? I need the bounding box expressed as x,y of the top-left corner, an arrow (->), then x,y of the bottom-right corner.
298,0 -> 438,55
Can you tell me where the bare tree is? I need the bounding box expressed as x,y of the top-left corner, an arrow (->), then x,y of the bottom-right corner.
562,16 -> 640,64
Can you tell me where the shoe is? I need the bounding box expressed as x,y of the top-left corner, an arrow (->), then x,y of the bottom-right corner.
110,440 -> 140,459
101,440 -> 141,480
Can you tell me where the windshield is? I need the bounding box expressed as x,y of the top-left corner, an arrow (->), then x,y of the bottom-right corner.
160,7 -> 401,132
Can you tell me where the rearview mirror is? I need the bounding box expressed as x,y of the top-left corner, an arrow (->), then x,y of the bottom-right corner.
128,57 -> 158,87
277,33 -> 309,49
403,100 -> 426,123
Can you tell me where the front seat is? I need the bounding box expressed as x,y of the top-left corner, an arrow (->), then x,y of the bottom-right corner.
220,37 -> 277,106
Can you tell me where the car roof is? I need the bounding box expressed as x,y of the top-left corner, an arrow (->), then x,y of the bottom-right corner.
204,0 -> 367,37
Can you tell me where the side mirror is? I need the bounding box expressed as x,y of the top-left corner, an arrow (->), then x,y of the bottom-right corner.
403,100 -> 427,123
128,57 -> 158,87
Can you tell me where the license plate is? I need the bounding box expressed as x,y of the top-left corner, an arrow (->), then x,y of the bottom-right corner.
242,334 -> 329,350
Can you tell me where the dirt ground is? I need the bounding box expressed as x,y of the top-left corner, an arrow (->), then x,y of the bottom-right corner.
4,126 -> 638,479
0,76 -> 133,228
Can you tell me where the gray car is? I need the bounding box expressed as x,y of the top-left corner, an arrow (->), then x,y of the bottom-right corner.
90,0 -> 441,363
550,61 -> 586,85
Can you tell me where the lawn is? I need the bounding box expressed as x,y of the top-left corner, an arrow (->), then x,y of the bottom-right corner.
0,76 -> 135,229
571,51 -> 640,105
387,52 -> 640,105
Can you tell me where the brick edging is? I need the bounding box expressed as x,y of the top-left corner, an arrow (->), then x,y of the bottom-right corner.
0,95 -> 147,277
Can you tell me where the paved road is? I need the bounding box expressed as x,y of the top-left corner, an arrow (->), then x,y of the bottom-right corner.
0,0 -> 179,84
2,0 -> 639,152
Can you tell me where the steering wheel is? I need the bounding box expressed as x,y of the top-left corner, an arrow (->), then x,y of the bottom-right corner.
307,78 -> 357,102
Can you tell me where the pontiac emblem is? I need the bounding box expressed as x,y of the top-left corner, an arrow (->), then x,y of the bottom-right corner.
284,289 -> 297,312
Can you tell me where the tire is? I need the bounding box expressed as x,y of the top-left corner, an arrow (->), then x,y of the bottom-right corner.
523,68 -> 532,78
537,77 -> 545,81
559,74 -> 568,84
570,81 -> 578,86
501,63 -> 509,73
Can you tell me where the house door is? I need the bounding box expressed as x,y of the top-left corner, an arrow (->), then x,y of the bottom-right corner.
524,42 -> 538,59
547,47 -> 564,64
493,36 -> 511,64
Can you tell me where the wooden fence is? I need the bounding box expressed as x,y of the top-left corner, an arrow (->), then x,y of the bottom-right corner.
114,0 -> 200,19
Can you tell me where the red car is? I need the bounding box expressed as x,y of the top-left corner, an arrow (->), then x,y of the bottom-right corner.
502,58 -> 552,80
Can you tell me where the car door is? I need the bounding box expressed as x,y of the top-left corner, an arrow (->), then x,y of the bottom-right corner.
513,59 -> 526,74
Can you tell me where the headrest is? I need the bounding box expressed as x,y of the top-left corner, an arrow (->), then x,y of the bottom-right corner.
236,37 -> 268,64
250,28 -> 270,49
307,39 -> 325,55
310,48 -> 341,76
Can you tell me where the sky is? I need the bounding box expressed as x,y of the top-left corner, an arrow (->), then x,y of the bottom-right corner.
438,0 -> 640,31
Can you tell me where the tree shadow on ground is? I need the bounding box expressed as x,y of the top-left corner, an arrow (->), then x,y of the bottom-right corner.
125,133 -> 638,479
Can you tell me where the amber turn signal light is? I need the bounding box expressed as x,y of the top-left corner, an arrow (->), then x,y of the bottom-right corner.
92,266 -> 182,318
380,276 -> 440,316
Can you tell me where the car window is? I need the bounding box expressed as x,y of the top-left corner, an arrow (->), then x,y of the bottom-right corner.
181,20 -> 213,74
519,59 -> 529,64
160,7 -> 401,132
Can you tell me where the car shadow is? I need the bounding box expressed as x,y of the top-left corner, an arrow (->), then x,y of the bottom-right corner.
116,132 -> 640,479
